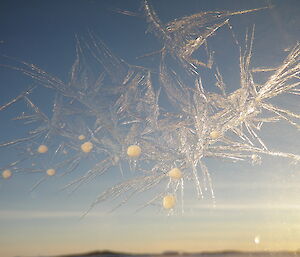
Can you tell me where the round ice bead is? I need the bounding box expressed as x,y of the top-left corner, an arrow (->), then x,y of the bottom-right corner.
2,169 -> 12,179
163,195 -> 176,209
78,135 -> 86,140
127,145 -> 141,158
37,144 -> 48,153
209,130 -> 220,139
81,141 -> 93,153
46,168 -> 56,176
168,168 -> 182,179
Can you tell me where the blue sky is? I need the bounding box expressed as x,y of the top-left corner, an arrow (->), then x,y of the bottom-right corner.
0,0 -> 300,257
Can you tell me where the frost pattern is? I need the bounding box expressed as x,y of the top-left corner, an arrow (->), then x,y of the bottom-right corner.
0,1 -> 300,214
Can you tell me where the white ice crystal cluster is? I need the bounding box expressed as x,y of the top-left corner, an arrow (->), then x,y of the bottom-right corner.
0,0 -> 299,213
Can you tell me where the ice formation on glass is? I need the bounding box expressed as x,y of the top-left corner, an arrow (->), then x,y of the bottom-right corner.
0,0 -> 299,213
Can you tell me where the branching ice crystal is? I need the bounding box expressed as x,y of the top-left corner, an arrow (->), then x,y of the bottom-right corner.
0,1 -> 300,214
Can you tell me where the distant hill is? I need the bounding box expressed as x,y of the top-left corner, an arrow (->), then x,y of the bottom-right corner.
58,250 -> 135,257
57,250 -> 300,257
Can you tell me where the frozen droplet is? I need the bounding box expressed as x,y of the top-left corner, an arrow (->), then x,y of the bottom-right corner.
127,145 -> 141,158
37,145 -> 48,154
46,168 -> 56,176
210,130 -> 221,139
78,134 -> 86,140
81,141 -> 93,153
2,169 -> 12,179
163,195 -> 176,209
168,168 -> 182,179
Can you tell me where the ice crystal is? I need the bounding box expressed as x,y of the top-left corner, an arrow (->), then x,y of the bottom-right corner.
0,1 -> 299,214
